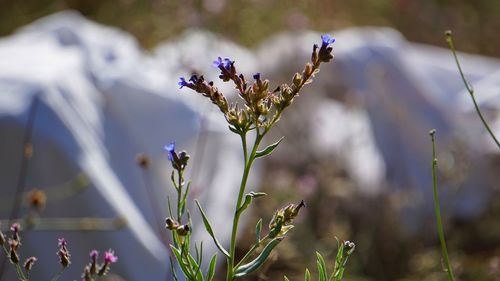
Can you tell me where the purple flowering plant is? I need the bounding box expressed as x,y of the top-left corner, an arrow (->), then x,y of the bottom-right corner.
165,34 -> 355,281
0,222 -> 117,281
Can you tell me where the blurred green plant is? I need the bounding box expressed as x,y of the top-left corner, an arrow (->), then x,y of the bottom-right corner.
445,30 -> 500,149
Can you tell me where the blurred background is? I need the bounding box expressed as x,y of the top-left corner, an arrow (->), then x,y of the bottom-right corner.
1,1 -> 500,281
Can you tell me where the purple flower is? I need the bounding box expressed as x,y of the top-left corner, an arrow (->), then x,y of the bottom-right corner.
213,57 -> 232,70
10,223 -> 20,233
164,142 -> 175,161
321,34 -> 335,47
178,77 -> 189,89
90,250 -> 99,260
104,250 -> 118,263
253,73 -> 261,80
57,238 -> 67,248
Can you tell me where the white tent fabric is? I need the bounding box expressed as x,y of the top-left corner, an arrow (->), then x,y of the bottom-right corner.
0,11 -> 251,280
1,11 -> 499,280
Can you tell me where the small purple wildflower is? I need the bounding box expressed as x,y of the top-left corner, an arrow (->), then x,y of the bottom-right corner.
253,73 -> 261,80
164,142 -> 175,161
213,57 -> 232,70
10,223 -> 20,233
104,250 -> 118,264
90,250 -> 99,260
57,238 -> 67,248
321,34 -> 335,47
178,77 -> 189,89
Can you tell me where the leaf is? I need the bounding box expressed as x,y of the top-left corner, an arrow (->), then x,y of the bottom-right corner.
170,246 -> 193,280
195,200 -> 230,258
206,254 -> 217,281
255,219 -> 263,243
187,252 -> 204,281
255,137 -> 284,158
180,181 -> 191,216
234,237 -> 283,277
305,268 -> 311,281
169,257 -> 179,281
316,252 -> 327,281
238,192 -> 267,215
284,276 -> 290,281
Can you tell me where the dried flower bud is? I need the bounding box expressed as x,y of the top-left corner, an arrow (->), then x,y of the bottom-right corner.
9,239 -> 19,264
27,189 -> 47,210
136,153 -> 150,169
24,256 -> 37,272
58,249 -> 70,267
57,238 -> 71,267
343,240 -> 356,256
176,224 -> 190,236
10,223 -> 20,242
304,63 -> 313,77
293,73 -> 302,87
165,217 -> 179,230
283,200 -> 305,223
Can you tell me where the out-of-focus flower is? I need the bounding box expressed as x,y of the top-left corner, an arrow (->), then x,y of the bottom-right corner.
24,256 -> 37,272
104,250 -> 118,264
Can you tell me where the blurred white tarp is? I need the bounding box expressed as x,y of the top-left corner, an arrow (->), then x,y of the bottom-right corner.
0,11 -> 499,280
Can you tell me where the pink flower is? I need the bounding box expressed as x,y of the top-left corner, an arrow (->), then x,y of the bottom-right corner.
57,238 -> 67,248
104,250 -> 118,264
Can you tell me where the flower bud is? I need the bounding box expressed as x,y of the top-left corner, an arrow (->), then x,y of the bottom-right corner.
304,63 -> 313,77
293,73 -> 302,87
165,217 -> 179,230
24,256 -> 37,272
9,239 -> 19,264
176,224 -> 190,236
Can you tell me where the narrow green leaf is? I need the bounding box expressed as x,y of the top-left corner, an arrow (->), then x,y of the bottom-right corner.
170,246 -> 193,280
169,257 -> 179,281
238,192 -> 267,215
305,268 -> 311,281
234,237 -> 283,277
284,276 -> 290,281
316,252 -> 327,281
195,200 -> 230,258
187,252 -> 204,281
206,254 -> 217,281
255,219 -> 263,243
255,137 -> 284,158
180,181 -> 191,216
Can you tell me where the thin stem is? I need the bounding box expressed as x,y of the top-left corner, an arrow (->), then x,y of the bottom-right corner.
177,171 -> 183,223
445,31 -> 500,149
226,132 -> 264,281
430,130 -> 455,281
50,268 -> 65,281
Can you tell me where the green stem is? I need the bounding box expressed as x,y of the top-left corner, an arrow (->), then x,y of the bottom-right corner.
430,130 -> 455,281
50,268 -> 64,281
445,32 -> 500,149
226,132 -> 264,281
177,170 -> 183,222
